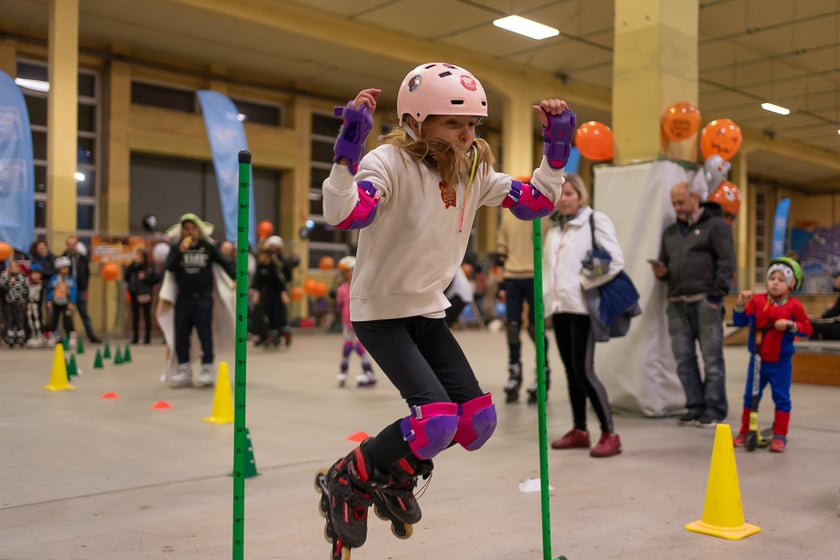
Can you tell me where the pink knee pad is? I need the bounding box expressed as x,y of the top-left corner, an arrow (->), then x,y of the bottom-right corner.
453,393 -> 497,451
399,402 -> 459,460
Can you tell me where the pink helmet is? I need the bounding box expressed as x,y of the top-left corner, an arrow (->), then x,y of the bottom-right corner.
397,62 -> 488,126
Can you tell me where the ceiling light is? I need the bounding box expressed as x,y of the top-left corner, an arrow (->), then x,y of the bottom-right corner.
761,102 -> 790,116
493,15 -> 559,40
74,172 -> 86,182
15,77 -> 50,92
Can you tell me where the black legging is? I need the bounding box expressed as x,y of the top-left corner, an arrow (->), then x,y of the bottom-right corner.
353,316 -> 484,470
552,313 -> 613,434
129,294 -> 152,342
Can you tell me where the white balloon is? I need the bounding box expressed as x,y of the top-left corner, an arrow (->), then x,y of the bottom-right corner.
704,154 -> 731,196
75,241 -> 87,256
247,252 -> 256,276
153,242 -> 170,264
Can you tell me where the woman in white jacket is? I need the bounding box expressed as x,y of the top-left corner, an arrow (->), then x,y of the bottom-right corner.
543,174 -> 623,458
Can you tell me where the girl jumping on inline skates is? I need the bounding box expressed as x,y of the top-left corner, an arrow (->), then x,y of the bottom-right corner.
316,61 -> 575,558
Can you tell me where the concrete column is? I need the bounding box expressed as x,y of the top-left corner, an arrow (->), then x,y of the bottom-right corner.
105,59 -> 131,235
500,95 -> 535,177
46,0 -> 79,249
729,150 -> 750,290
612,0 -> 699,165
0,40 -> 16,76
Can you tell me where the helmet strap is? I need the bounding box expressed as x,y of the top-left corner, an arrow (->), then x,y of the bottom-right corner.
402,123 -> 419,141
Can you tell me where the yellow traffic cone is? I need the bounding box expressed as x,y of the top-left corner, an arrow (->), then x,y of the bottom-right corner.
685,423 -> 760,540
43,343 -> 75,391
203,361 -> 234,424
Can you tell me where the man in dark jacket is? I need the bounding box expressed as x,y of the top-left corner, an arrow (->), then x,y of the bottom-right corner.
810,269 -> 840,341
63,235 -> 101,343
651,181 -> 735,428
165,213 -> 235,387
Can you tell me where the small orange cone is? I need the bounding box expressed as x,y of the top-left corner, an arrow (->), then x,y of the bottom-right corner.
101,392 -> 119,399
151,400 -> 172,410
346,431 -> 370,442
44,344 -> 74,391
203,362 -> 234,424
685,423 -> 761,540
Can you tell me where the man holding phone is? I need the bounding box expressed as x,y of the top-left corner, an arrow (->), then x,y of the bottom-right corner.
652,182 -> 735,428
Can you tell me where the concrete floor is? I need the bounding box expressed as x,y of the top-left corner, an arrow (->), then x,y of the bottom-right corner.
1,329 -> 839,560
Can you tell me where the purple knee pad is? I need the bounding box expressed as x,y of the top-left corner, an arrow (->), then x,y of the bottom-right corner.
342,341 -> 353,358
333,102 -> 373,174
542,109 -> 576,169
336,181 -> 380,230
400,402 -> 459,460
502,180 -> 555,220
453,394 -> 497,451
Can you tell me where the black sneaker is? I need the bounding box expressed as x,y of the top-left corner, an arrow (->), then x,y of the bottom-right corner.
695,415 -> 719,429
678,411 -> 700,425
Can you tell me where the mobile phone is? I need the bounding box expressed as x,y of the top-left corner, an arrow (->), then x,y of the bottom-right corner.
647,259 -> 662,266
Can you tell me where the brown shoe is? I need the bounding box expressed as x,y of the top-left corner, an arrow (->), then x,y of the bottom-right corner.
551,428 -> 590,450
590,432 -> 622,458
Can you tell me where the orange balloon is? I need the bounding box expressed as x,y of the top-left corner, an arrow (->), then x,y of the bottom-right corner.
318,256 -> 335,270
101,262 -> 120,281
290,286 -> 304,301
700,118 -> 742,161
0,242 -> 11,261
574,121 -> 614,161
303,278 -> 318,295
662,101 -> 701,141
257,220 -> 274,240
313,281 -> 328,298
707,181 -> 741,224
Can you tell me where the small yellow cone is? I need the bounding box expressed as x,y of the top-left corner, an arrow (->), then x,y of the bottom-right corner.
203,361 -> 234,424
43,344 -> 75,391
686,423 -> 760,540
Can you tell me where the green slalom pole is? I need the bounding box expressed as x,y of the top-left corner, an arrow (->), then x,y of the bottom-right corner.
532,219 -> 567,560
233,150 -> 252,560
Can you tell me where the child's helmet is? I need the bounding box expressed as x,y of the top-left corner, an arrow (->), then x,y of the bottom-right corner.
397,62 -> 488,126
54,256 -> 71,269
337,256 -> 356,271
767,257 -> 803,291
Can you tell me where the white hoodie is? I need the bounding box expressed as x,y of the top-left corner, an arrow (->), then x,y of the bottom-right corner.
542,206 -> 624,316
324,144 -> 565,322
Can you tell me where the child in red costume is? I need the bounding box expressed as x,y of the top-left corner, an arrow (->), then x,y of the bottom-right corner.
732,257 -> 812,452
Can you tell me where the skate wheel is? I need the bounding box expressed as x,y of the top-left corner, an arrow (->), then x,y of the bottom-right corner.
744,432 -> 757,452
323,524 -> 333,543
373,501 -> 389,521
391,521 -> 413,539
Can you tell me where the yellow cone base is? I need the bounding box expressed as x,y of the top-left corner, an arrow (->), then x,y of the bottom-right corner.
203,361 -> 234,424
685,519 -> 760,540
43,383 -> 75,392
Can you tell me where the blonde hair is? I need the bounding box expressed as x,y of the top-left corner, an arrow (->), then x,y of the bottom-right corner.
380,123 -> 495,194
563,173 -> 589,207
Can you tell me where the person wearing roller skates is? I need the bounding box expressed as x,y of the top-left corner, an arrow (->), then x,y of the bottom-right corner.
316,62 -> 574,558
543,174 -> 623,458
335,256 -> 376,388
731,257 -> 812,452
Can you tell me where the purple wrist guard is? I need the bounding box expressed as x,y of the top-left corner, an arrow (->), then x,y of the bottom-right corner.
502,180 -> 554,220
336,181 -> 380,230
542,108 -> 576,169
333,102 -> 373,174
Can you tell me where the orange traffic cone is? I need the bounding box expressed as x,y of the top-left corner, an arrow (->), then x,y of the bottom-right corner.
203,362 -> 234,424
685,423 -> 761,540
44,344 -> 74,391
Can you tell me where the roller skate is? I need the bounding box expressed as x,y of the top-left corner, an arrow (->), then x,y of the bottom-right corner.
337,371 -> 348,388
3,329 -> 15,348
314,441 -> 382,558
372,455 -> 433,539
503,362 -> 522,403
15,329 -> 26,348
526,365 -> 551,405
356,368 -> 376,388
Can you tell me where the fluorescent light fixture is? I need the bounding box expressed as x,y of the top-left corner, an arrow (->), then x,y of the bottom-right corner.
15,77 -> 50,92
74,172 -> 86,182
761,102 -> 790,116
493,15 -> 559,40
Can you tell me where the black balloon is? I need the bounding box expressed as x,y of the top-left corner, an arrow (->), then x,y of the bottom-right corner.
142,215 -> 158,231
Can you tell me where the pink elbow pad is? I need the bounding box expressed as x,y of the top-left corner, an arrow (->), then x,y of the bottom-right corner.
336,181 -> 380,230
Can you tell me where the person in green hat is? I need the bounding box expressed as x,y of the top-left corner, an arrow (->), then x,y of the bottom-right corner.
163,213 -> 235,387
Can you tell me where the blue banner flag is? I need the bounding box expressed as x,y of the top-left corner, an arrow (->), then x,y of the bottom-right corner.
564,147 -> 581,174
0,71 -> 35,254
771,197 -> 790,259
196,91 -> 256,246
